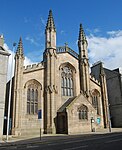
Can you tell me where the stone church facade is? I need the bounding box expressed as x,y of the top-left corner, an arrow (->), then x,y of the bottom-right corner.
11,10 -> 109,136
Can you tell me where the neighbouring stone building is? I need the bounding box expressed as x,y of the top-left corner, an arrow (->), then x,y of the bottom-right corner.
8,10 -> 110,136
91,62 -> 122,128
0,35 -> 10,139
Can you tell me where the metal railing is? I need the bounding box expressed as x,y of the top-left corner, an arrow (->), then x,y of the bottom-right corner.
56,46 -> 79,59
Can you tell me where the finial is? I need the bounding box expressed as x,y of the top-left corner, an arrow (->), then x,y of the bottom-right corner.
65,42 -> 68,51
78,23 -> 87,44
16,37 -> 24,56
46,10 -> 56,31
65,42 -> 68,47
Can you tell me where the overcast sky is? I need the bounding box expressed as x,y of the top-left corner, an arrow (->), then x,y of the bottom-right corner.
0,0 -> 122,79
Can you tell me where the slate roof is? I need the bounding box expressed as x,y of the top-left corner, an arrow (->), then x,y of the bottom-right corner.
58,96 -> 77,112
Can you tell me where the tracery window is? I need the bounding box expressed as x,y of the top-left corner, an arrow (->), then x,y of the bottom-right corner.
27,85 -> 39,114
61,66 -> 73,96
92,90 -> 100,115
78,105 -> 88,120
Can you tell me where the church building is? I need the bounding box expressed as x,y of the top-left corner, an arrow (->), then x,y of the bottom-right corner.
11,10 -> 110,136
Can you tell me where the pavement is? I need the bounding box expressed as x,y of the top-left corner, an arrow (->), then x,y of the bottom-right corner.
0,128 -> 122,147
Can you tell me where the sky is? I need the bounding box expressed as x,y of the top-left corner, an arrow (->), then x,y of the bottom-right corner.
0,0 -> 122,79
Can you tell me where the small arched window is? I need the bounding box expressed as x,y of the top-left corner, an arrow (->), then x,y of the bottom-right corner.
78,105 -> 88,120
61,66 -> 74,96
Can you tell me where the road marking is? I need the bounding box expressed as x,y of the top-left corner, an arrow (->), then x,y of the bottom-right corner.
27,145 -> 39,149
105,138 -> 122,143
63,145 -> 88,150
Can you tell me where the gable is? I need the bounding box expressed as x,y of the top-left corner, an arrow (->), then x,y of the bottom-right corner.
58,93 -> 96,113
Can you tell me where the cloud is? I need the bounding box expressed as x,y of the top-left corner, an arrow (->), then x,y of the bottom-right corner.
107,30 -> 122,37
25,36 -> 40,46
24,56 -> 35,66
60,30 -> 66,35
87,30 -> 122,70
40,17 -> 46,26
24,17 -> 31,23
3,43 -> 15,81
3,43 -> 35,81
4,29 -> 122,82
86,28 -> 101,34
93,28 -> 100,33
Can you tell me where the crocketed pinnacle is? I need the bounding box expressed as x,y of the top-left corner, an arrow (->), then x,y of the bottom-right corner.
78,24 -> 87,43
46,10 -> 56,31
16,37 -> 24,56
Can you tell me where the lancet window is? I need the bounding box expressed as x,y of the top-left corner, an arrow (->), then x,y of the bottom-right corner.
27,84 -> 39,114
92,90 -> 100,115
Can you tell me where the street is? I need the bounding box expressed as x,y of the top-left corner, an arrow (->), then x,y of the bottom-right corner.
0,132 -> 122,150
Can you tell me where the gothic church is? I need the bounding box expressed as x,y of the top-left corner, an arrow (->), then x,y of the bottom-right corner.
11,10 -> 109,136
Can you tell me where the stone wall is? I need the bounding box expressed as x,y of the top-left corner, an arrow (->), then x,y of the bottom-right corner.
104,68 -> 122,127
67,93 -> 104,134
0,51 -> 9,139
20,66 -> 44,135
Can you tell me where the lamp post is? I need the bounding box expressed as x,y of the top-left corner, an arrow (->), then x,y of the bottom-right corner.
91,117 -> 95,132
6,43 -> 16,141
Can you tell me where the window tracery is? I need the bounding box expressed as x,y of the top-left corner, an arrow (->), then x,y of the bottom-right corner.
61,66 -> 73,96
27,83 -> 40,115
92,89 -> 100,115
78,105 -> 88,120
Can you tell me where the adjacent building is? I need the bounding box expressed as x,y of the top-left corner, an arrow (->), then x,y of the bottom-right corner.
104,68 -> 122,127
0,35 -> 10,139
91,62 -> 122,128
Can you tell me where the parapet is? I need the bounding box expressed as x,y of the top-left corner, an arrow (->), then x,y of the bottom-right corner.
90,74 -> 100,85
23,62 -> 44,73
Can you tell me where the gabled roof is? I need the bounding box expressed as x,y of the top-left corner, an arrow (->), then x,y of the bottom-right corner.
58,96 -> 77,112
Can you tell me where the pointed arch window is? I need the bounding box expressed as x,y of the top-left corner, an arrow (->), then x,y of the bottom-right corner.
35,89 -> 38,102
92,90 -> 100,115
31,89 -> 34,101
35,89 -> 38,113
27,87 -> 39,114
27,89 -> 30,114
61,66 -> 74,96
78,105 -> 88,120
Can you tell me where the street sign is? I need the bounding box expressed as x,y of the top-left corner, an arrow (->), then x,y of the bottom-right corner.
97,118 -> 101,124
38,109 -> 42,119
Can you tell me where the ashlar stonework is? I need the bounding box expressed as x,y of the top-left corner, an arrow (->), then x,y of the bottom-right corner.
11,10 -> 110,136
